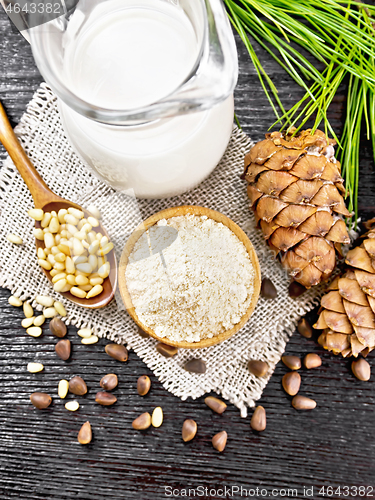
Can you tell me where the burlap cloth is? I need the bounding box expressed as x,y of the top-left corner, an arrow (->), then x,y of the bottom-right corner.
0,84 -> 323,417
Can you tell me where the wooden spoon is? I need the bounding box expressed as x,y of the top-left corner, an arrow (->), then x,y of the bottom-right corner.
0,101 -> 117,308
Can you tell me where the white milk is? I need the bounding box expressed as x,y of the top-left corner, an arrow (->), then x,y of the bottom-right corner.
59,1 -> 234,198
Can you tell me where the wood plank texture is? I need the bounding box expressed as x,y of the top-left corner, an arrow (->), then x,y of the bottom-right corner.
1,8 -> 375,500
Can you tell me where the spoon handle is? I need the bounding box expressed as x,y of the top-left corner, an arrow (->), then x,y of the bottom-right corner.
0,100 -> 61,208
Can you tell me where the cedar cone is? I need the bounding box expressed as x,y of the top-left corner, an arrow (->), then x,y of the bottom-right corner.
314,218 -> 375,358
243,128 -> 351,288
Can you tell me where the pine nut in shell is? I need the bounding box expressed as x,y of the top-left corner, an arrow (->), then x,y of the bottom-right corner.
95,392 -> 117,406
26,326 -> 42,337
69,376 -> 87,396
250,406 -> 266,432
248,360 -> 268,377
105,344 -> 128,362
7,233 -> 23,245
78,421 -> 92,445
212,431 -> 227,452
30,392 -> 52,409
182,419 -> 197,442
137,375 -> 151,396
27,362 -> 44,373
49,317 -> 67,337
58,379 -> 69,399
352,358 -> 371,381
55,339 -> 71,361
204,396 -> 227,414
65,401 -> 79,412
151,407 -> 163,428
132,412 -> 151,430
9,296 -> 23,307
282,356 -> 301,370
282,372 -> 301,396
100,374 -> 118,391
304,353 -> 322,369
156,343 -> 178,358
292,395 -> 316,410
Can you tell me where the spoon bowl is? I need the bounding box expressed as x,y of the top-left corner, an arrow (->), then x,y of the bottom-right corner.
0,101 -> 117,308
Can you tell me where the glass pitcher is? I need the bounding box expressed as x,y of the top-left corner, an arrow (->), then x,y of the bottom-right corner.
27,0 -> 238,198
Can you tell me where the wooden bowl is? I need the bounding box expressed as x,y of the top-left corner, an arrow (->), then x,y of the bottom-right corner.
119,206 -> 261,349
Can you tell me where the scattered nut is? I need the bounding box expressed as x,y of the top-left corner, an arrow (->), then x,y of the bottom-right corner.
100,374 -> 118,391
8,296 -> 23,307
21,317 -> 35,328
27,362 -> 44,373
298,318 -> 313,338
282,372 -> 301,396
152,406 -> 163,428
182,419 -> 197,442
28,208 -> 44,220
212,431 -> 227,452
137,326 -> 149,338
105,343 -> 128,362
281,356 -> 301,370
23,302 -> 33,318
352,358 -> 371,381
132,412 -> 151,430
303,353 -> 322,369
65,401 -> 80,412
58,379 -> 69,399
250,406 -> 266,432
26,326 -> 42,337
54,301 -> 67,317
95,392 -> 117,406
184,359 -> 206,374
44,307 -> 58,318
30,392 -> 52,409
55,339 -> 71,361
77,328 -> 92,338
248,360 -> 269,377
292,395 -> 316,410
78,421 -> 92,445
86,205 -> 101,220
36,295 -> 54,307
7,233 -> 23,245
81,335 -> 99,345
156,343 -> 178,358
69,376 -> 87,396
289,281 -> 306,298
49,317 -> 67,338
261,277 -> 277,299
204,396 -> 227,415
33,315 -> 45,327
137,375 -> 151,396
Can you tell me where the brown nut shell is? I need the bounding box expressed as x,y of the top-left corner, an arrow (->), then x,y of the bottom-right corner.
78,421 -> 92,445
212,431 -> 227,452
298,318 -> 313,338
30,392 -> 52,409
100,373 -> 118,391
282,371 -> 301,396
182,419 -> 197,442
49,317 -> 67,338
250,405 -> 266,432
105,343 -> 128,362
69,376 -> 87,396
55,339 -> 71,361
352,358 -> 371,381
137,375 -> 151,396
261,277 -> 278,299
281,356 -> 301,370
248,360 -> 269,377
303,353 -> 322,369
292,395 -> 316,410
289,281 -> 306,298
156,343 -> 178,358
184,359 -> 206,374
95,391 -> 117,406
204,396 -> 227,415
132,412 -> 152,430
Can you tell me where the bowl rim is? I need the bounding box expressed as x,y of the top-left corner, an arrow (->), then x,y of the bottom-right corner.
118,205 -> 261,349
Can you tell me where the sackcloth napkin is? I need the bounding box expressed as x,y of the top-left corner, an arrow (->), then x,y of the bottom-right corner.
0,84 -> 324,417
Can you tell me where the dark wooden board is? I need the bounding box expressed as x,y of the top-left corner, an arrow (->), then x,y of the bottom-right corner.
1,8 -> 375,500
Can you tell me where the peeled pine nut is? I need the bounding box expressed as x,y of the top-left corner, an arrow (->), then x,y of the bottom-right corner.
22,317 -> 35,328
36,295 -> 54,307
86,285 -> 103,299
79,285 -> 93,292
52,272 -> 67,284
90,277 -> 103,286
65,257 -> 75,274
75,275 -> 89,286
65,214 -> 79,226
7,233 -> 23,245
26,326 -> 42,337
68,207 -> 84,219
28,208 -> 44,221
70,287 -> 86,298
34,229 -> 45,240
88,240 -> 100,255
38,259 -> 52,271
53,262 -> 66,272
81,335 -> 99,345
44,307 -> 58,318
27,362 -> 44,373
58,209 -> 67,223
97,262 -> 110,279
76,263 -> 92,274
54,279 -> 67,293
23,302 -> 34,318
49,217 -> 60,233
66,275 -> 76,285
54,301 -> 67,316
8,296 -> 23,307
44,233 -> 55,249
37,247 -> 46,259
87,205 -> 101,220
58,379 -> 69,399
41,212 -> 52,228
77,328 -> 92,338
65,401 -> 79,412
60,284 -> 72,293
152,407 -> 163,428
54,253 -> 66,263
87,216 -> 99,227
33,315 -> 45,327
